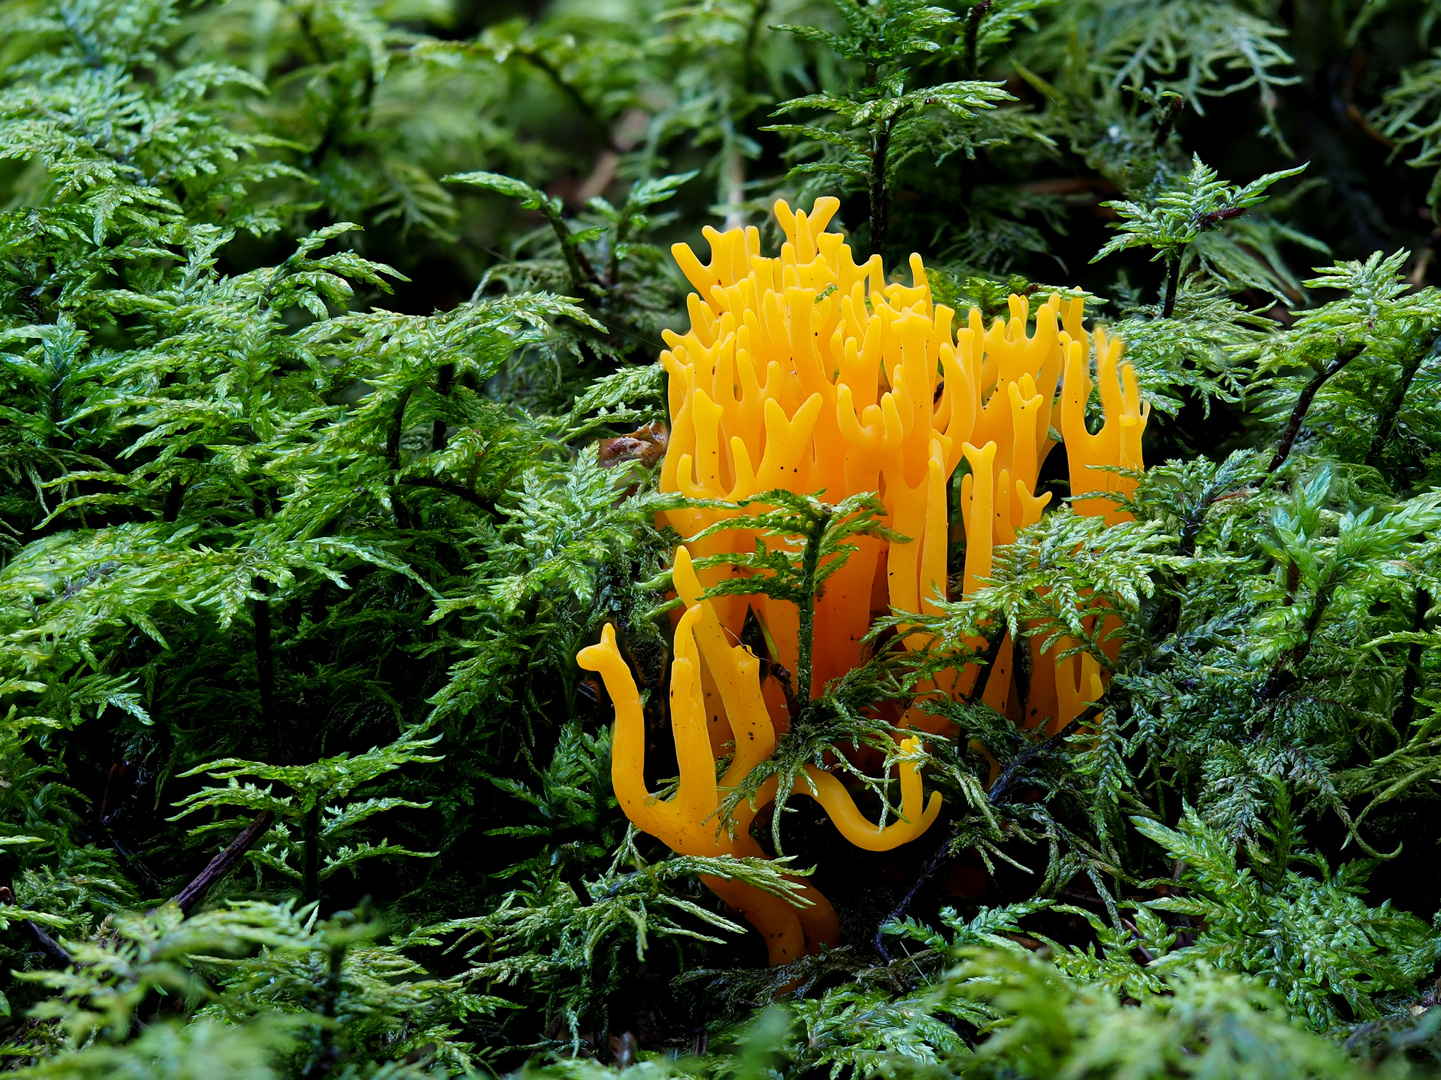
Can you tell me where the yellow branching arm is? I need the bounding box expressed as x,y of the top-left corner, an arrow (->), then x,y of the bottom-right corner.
774,738 -> 942,852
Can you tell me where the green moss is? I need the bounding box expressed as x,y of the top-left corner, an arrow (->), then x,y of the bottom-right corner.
4,0 -> 1441,1076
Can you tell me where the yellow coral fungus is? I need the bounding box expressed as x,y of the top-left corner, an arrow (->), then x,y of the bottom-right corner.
577,547 -> 941,965
659,197 -> 1146,732
580,198 -> 1147,964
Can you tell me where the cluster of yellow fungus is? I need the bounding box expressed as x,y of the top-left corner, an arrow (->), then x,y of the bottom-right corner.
578,198 -> 1148,965
578,548 -> 939,963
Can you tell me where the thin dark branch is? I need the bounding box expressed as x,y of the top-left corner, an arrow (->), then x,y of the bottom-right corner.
873,697 -> 1105,961
1152,94 -> 1185,148
1179,491 -> 1223,559
431,363 -> 455,453
1395,587 -> 1430,735
989,701 -> 1104,805
873,822 -> 957,961
303,804 -> 321,906
761,658 -> 802,726
386,386 -> 414,471
254,577 -> 275,750
24,919 -> 74,968
868,118 -> 893,258
397,476 -> 495,513
1160,472 -> 1260,635
1258,594 -> 1330,701
1120,917 -> 1157,964
1161,253 -> 1181,319
966,625 -> 1008,704
100,826 -> 165,893
795,506 -> 833,706
1267,341 -> 1365,473
740,0 -> 771,95
1365,336 -> 1433,468
962,0 -> 991,80
173,811 -> 278,915
540,199 -> 603,297
516,48 -> 620,154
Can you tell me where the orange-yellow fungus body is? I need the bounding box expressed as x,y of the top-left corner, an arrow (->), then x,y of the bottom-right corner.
580,198 -> 1148,965
658,199 -> 1146,733
578,548 -> 942,965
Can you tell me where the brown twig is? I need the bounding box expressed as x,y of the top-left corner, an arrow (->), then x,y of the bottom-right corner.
23,919 -> 74,968
173,811 -> 277,915
0,885 -> 74,968
1120,917 -> 1157,964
